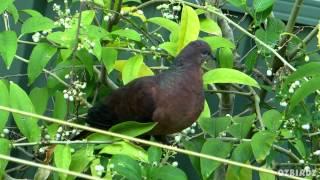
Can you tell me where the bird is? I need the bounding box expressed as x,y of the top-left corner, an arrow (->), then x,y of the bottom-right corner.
86,40 -> 213,135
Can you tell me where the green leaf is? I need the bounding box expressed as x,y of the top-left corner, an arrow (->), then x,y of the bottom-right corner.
54,145 -> 72,180
226,0 -> 246,9
21,9 -> 43,17
202,36 -> 235,50
289,77 -> 320,112
159,42 -> 177,56
67,145 -> 94,180
77,49 -> 94,77
21,16 -> 55,34
149,166 -> 187,180
217,47 -> 233,68
148,146 -> 162,164
259,170 -> 275,180
255,28 -> 279,54
53,91 -> 67,119
200,19 -> 221,36
253,0 -> 274,12
251,131 -> 276,162
0,31 -> 17,69
29,87 -> 48,115
88,121 -> 156,142
227,114 -> 256,138
291,139 -> 306,158
9,82 -> 41,142
79,10 -> 95,25
101,47 -> 118,74
183,136 -> 205,177
47,30 -> 76,48
201,139 -> 232,179
0,138 -> 10,179
203,68 -> 260,88
262,110 -> 282,132
28,43 -> 57,84
0,81 -> 9,131
244,48 -> 258,72
176,5 -> 200,54
111,29 -> 141,41
110,155 -> 141,180
0,0 -> 13,14
285,62 -> 320,87
226,142 -> 253,180
7,4 -> 19,23
199,116 -> 231,137
148,17 -> 179,33
100,141 -> 148,162
122,54 -> 144,84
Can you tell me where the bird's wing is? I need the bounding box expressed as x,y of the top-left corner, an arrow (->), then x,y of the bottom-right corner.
113,76 -> 158,122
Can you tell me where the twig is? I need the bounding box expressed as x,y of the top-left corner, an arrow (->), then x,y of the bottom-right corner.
0,154 -> 102,180
12,140 -> 114,147
0,106 -> 305,180
250,87 -> 265,130
288,25 -> 319,59
207,89 -> 252,96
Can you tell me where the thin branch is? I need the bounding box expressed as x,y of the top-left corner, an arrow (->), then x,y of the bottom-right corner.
12,140 -> 114,147
207,89 -> 252,96
288,25 -> 319,59
250,87 -> 265,130
0,154 -> 102,180
0,106 -> 305,180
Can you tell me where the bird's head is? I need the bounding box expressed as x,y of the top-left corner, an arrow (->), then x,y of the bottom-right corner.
175,40 -> 214,66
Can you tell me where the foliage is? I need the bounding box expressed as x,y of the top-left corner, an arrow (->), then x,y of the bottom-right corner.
0,0 -> 319,179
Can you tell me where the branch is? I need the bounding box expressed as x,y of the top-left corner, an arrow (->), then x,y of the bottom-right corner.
288,25 -> 319,59
0,154 -> 102,180
250,87 -> 265,130
0,105 -> 304,180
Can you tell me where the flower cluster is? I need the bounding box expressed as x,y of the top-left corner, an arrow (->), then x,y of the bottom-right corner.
288,80 -> 300,94
77,38 -> 96,54
156,4 -> 181,20
95,164 -> 105,177
53,3 -> 73,29
172,122 -> 197,144
63,72 -> 86,102
54,126 -> 80,141
32,30 -> 52,42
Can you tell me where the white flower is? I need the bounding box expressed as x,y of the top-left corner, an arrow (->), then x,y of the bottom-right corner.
299,159 -> 305,164
305,55 -> 310,62
191,122 -> 197,127
174,135 -> 182,142
301,123 -> 310,130
3,128 -> 9,134
136,10 -> 144,15
64,74 -> 70,79
190,129 -> 196,134
32,32 -> 41,42
95,164 -> 105,172
313,150 -> 320,156
65,9 -> 71,14
57,127 -> 63,133
150,46 -> 156,51
266,69 -> 272,76
288,88 -> 294,93
172,161 -> 178,167
69,96 -> 74,101
280,101 -> 287,107
109,163 -> 115,169
39,147 -> 45,153
173,6 -> 181,11
294,80 -> 300,86
63,93 -> 69,99
44,134 -> 50,140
